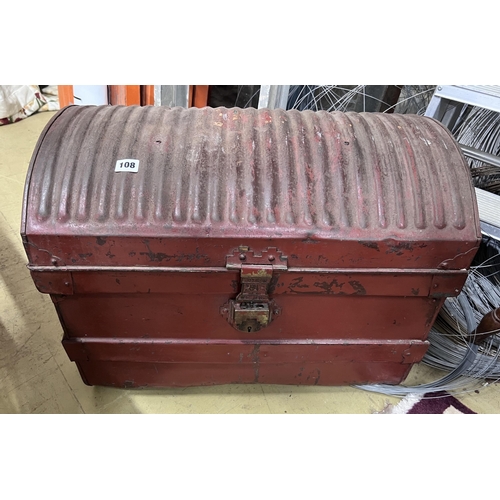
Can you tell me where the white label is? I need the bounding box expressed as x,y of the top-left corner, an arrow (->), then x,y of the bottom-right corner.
115,159 -> 140,172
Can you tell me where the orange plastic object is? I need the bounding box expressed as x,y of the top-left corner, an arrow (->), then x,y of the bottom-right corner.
141,85 -> 155,106
109,85 -> 141,106
191,85 -> 209,108
57,85 -> 74,108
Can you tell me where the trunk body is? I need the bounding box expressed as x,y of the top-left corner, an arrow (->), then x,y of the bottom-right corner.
21,105 -> 481,387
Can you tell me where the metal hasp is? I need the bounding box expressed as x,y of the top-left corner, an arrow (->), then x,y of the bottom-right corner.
221,247 -> 286,333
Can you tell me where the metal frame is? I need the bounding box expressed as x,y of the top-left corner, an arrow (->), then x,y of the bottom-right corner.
425,85 -> 500,130
461,144 -> 500,168
258,85 -> 290,109
154,85 -> 190,107
461,145 -> 500,242
475,188 -> 500,237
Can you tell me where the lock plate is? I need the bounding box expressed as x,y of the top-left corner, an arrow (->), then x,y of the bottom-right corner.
232,301 -> 271,333
221,247 -> 285,333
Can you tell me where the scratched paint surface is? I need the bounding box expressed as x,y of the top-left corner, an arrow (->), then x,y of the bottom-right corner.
23,105 -> 480,270
25,105 -> 477,234
20,105 -> 482,387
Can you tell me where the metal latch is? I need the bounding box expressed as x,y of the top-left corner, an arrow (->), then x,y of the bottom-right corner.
221,247 -> 286,333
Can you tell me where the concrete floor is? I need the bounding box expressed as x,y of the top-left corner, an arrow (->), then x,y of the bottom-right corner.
1,109 -> 499,414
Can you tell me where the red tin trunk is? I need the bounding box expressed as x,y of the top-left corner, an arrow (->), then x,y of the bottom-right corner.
21,105 -> 481,387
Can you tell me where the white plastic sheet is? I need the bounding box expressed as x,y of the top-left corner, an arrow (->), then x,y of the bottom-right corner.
0,85 -> 59,125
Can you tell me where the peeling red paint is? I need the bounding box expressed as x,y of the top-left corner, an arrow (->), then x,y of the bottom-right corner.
21,105 -> 481,388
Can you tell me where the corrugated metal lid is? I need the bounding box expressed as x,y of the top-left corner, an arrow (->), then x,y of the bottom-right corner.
23,105 -> 480,243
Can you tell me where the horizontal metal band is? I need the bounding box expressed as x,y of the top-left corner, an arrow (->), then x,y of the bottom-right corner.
63,337 -> 430,365
28,264 -> 468,275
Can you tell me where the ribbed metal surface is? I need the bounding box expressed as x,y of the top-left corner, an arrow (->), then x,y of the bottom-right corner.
25,105 -> 477,239
456,85 -> 500,98
475,187 -> 500,228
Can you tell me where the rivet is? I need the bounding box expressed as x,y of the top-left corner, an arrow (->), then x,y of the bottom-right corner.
437,86 -> 442,91
433,283 -> 438,288
239,253 -> 246,261
268,255 -> 275,262
64,282 -> 70,286
51,258 -> 57,266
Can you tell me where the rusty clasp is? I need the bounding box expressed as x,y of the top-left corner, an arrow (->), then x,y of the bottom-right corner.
221,247 -> 286,333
